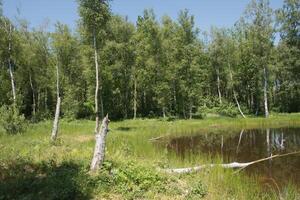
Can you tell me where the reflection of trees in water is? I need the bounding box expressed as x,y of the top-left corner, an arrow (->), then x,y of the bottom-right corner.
165,128 -> 300,186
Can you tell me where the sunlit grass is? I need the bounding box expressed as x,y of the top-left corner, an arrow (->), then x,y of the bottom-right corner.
0,113 -> 299,199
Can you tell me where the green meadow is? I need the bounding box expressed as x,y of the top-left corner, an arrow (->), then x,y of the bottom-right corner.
1,114 -> 300,199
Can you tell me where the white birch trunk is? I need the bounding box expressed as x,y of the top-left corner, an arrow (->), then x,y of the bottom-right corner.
263,67 -> 269,118
229,68 -> 246,118
216,67 -> 222,104
189,103 -> 193,119
51,62 -> 60,141
162,151 -> 300,174
8,24 -> 16,105
133,77 -> 137,119
162,107 -> 166,118
90,115 -> 110,172
93,31 -> 100,133
51,97 -> 61,141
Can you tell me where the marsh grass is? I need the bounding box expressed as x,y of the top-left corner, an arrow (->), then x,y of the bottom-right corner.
0,114 -> 299,199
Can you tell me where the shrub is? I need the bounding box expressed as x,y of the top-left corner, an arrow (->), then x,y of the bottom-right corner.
217,102 -> 239,117
0,105 -> 27,134
113,162 -> 166,197
187,181 -> 208,199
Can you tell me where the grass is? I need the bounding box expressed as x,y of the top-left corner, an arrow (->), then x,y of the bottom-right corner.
0,113 -> 300,199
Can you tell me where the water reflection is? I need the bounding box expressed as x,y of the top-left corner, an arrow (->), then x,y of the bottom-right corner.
165,128 -> 300,187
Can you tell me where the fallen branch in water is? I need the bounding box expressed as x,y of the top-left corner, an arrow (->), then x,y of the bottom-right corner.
161,151 -> 300,174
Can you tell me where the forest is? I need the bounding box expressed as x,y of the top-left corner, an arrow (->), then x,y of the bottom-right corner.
0,0 -> 300,199
0,0 -> 299,124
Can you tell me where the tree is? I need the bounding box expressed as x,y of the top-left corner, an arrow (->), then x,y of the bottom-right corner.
78,0 -> 111,171
239,0 -> 274,117
275,0 -> 300,112
101,16 -> 135,119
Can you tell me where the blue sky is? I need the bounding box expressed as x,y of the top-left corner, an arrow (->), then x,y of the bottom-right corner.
3,0 -> 284,33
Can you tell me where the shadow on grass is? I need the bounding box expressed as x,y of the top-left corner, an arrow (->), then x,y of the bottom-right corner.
0,159 -> 92,200
116,126 -> 136,131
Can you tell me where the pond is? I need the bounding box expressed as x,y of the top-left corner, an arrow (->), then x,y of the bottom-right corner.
164,127 -> 300,188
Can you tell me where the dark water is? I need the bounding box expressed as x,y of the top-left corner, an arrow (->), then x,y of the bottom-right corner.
165,128 -> 300,187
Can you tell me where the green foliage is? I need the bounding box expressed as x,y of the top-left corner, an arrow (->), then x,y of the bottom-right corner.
187,181 -> 208,199
111,161 -> 167,198
0,105 -> 27,134
0,0 -> 300,122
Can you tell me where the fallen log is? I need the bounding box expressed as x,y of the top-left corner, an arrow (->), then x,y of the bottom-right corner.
162,151 -> 300,174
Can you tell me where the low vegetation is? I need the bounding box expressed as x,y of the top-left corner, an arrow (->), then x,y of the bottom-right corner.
1,114 -> 299,199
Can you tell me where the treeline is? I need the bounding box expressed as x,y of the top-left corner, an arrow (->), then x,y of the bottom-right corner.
0,0 -> 299,121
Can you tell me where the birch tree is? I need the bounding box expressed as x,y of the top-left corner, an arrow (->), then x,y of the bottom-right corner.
242,0 -> 274,117
79,0 -> 111,171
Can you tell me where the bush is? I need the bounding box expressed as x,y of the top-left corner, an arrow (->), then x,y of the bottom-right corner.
0,105 -> 27,134
217,102 -> 239,117
197,99 -> 240,118
112,161 -> 167,198
187,181 -> 208,199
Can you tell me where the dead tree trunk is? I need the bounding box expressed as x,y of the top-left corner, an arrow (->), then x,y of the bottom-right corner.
133,77 -> 137,119
90,115 -> 110,172
263,67 -> 269,118
162,151 -> 300,174
51,61 -> 61,141
93,31 -> 100,133
8,23 -> 16,105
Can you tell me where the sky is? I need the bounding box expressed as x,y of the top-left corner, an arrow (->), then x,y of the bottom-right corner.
3,0 -> 284,33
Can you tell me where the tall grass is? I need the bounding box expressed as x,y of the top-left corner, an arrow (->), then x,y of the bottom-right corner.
0,114 -> 299,199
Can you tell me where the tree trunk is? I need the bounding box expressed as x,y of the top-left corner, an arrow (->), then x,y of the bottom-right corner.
29,74 -> 36,117
162,151 -> 300,174
51,62 -> 60,141
133,77 -> 137,119
93,31 -> 100,133
263,67 -> 269,118
8,23 -> 16,105
216,67 -> 222,104
51,97 -> 61,141
163,107 -> 166,118
90,115 -> 110,172
189,103 -> 193,119
229,68 -> 246,118
100,92 -> 104,119
233,91 -> 246,118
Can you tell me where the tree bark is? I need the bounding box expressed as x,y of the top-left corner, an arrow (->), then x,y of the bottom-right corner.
216,67 -> 222,104
229,68 -> 246,118
93,31 -> 100,133
162,107 -> 166,118
189,103 -> 193,119
51,97 -> 61,141
162,151 -> 300,174
8,23 -> 16,105
263,67 -> 269,118
133,77 -> 137,119
90,115 -> 110,172
51,62 -> 60,141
